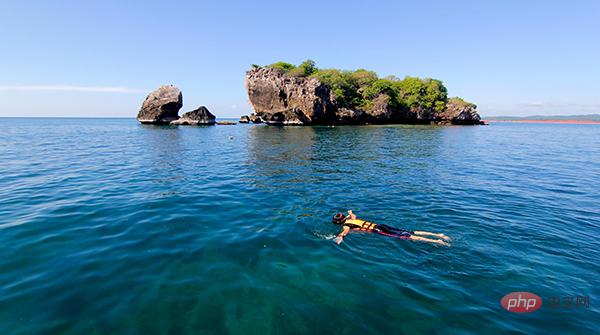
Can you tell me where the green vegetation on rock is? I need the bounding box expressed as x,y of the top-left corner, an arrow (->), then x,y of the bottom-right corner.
269,61 -> 296,72
447,96 -> 477,109
395,76 -> 448,113
266,60 -> 449,114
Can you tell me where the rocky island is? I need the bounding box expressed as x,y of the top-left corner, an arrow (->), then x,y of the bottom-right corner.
244,60 -> 483,125
137,85 -> 216,125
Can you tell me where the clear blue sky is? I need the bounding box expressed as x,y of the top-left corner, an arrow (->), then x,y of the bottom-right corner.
1,0 -> 599,117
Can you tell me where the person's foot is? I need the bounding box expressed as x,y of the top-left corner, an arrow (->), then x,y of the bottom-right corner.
439,234 -> 452,241
436,239 -> 451,246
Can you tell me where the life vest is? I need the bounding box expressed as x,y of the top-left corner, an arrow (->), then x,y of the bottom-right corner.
344,219 -> 377,231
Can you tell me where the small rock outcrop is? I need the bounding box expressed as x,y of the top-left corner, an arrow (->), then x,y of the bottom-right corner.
137,85 -> 183,124
171,106 -> 216,125
239,115 -> 250,123
249,114 -> 263,123
439,98 -> 483,125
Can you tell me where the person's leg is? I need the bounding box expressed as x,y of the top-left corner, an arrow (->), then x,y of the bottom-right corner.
375,225 -> 412,239
375,224 -> 393,234
413,230 -> 451,241
409,235 -> 450,246
379,225 -> 410,234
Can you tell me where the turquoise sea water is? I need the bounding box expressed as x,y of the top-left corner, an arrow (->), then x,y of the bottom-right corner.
0,118 -> 599,334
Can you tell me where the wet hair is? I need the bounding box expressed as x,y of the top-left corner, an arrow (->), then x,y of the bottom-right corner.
332,212 -> 346,225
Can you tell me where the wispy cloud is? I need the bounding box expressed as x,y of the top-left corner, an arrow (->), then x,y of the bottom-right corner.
0,85 -> 146,93
523,101 -> 544,107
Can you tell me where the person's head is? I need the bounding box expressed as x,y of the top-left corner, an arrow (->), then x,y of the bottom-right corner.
332,212 -> 346,225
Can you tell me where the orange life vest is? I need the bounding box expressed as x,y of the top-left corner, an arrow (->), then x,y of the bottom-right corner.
344,219 -> 377,231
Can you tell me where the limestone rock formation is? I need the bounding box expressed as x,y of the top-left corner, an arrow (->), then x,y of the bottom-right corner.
367,94 -> 396,122
245,66 -> 483,125
137,85 -> 183,124
439,98 -> 483,125
170,106 -> 216,125
239,115 -> 250,123
245,67 -> 334,125
249,113 -> 263,123
335,108 -> 365,124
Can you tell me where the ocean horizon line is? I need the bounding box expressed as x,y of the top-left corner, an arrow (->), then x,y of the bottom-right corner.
0,116 -> 243,119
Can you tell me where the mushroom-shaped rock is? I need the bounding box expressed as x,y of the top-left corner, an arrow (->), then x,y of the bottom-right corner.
137,85 -> 182,124
171,106 -> 216,125
239,115 -> 250,123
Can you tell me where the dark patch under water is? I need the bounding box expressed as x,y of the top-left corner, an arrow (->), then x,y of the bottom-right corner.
0,118 -> 598,334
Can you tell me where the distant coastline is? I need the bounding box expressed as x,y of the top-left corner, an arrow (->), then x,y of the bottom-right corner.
484,119 -> 600,125
483,114 -> 600,124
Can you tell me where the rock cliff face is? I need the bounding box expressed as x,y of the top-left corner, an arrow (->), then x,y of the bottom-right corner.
249,114 -> 263,123
245,67 -> 334,125
245,67 -> 483,125
438,98 -> 482,125
137,85 -> 183,124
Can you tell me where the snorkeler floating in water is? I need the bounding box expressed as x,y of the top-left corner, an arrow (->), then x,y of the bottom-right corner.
332,210 -> 451,246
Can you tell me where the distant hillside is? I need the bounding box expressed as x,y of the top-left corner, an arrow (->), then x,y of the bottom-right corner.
484,114 -> 600,122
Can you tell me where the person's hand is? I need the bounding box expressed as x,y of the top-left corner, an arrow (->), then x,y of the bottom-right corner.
334,236 -> 343,244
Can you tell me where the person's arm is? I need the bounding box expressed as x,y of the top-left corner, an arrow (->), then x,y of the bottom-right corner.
334,226 -> 351,244
347,210 -> 357,220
